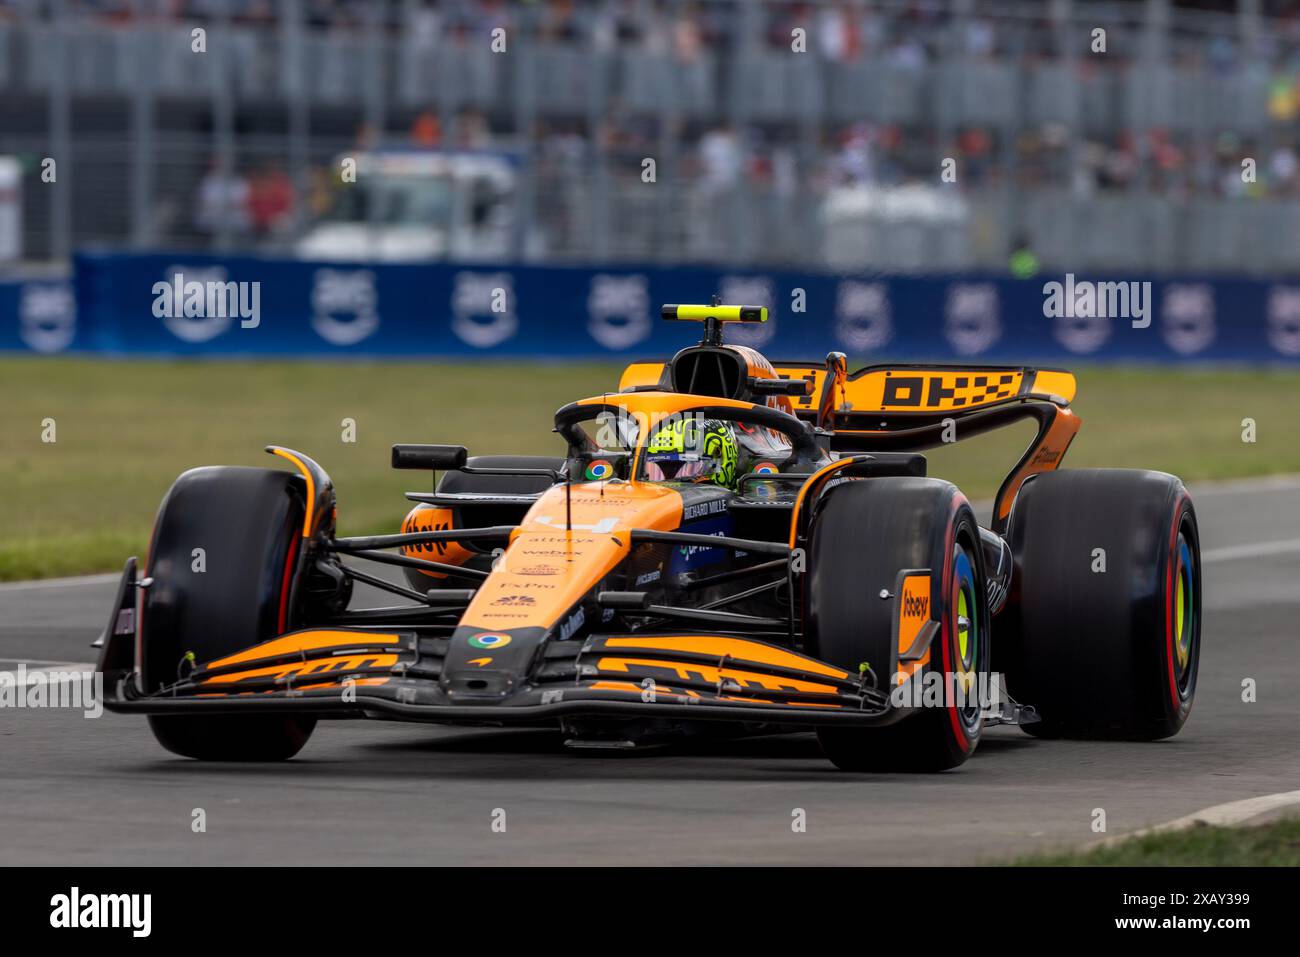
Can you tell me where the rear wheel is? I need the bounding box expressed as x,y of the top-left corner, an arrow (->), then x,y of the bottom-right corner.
806,478 -> 988,772
142,466 -> 316,761
1000,469 -> 1200,740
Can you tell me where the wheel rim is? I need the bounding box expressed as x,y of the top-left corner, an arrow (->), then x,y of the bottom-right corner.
1173,532 -> 1196,696
957,587 -> 971,664
952,544 -> 981,727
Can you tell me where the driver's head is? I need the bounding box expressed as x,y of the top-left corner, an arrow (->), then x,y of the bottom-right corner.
643,417 -> 740,491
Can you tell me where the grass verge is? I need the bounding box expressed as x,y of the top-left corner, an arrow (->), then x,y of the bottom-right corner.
1011,816 -> 1300,866
2,358 -> 1297,580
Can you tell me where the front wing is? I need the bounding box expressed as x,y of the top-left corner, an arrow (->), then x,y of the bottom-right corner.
97,564 -> 897,728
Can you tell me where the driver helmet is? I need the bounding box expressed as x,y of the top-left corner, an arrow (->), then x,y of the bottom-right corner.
733,418 -> 793,460
643,417 -> 740,490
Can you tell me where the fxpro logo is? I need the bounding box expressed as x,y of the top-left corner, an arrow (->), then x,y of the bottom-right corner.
1041,274 -> 1151,328
152,270 -> 260,338
50,887 -> 151,937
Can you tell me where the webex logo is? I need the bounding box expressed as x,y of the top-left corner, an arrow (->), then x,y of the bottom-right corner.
49,887 -> 151,938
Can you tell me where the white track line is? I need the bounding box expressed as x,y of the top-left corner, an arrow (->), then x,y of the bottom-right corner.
0,659 -> 91,668
0,572 -> 119,592
1202,539 -> 1300,563
1101,790 -> 1300,846
1,477 -> 1298,591
0,662 -> 96,688
1188,473 -> 1300,495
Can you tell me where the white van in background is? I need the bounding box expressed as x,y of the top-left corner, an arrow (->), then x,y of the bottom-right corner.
296,149 -> 522,263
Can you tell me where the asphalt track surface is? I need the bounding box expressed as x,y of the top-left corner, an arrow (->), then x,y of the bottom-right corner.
2,477 -> 1298,865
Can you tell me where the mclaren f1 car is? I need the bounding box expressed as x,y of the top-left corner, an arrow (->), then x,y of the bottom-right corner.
96,303 -> 1202,771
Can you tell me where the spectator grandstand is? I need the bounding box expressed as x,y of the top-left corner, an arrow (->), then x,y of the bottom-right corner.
3,0 -> 1300,273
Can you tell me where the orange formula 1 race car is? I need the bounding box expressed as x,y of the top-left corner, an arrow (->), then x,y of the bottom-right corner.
95,303 -> 1202,771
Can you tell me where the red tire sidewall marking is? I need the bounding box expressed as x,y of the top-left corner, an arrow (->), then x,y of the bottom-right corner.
277,531 -> 300,635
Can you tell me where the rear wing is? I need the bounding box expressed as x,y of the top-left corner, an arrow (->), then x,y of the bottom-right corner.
619,359 -> 1076,423
770,361 -> 1076,426
618,358 -> 1080,532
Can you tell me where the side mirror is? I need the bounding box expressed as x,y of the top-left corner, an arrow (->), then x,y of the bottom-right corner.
750,376 -> 814,397
391,444 -> 468,471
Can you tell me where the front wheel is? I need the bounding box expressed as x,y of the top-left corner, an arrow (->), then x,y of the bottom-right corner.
806,478 -> 989,772
141,466 -> 318,761
148,714 -> 316,761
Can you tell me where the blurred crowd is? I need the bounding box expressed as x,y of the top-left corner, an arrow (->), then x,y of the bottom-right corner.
7,1 -> 1300,201
10,0 -> 1300,257
11,0 -> 1300,64
194,160 -> 295,239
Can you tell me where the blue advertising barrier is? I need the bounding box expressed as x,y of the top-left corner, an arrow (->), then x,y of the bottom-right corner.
0,274 -> 78,354
4,251 -> 1300,362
